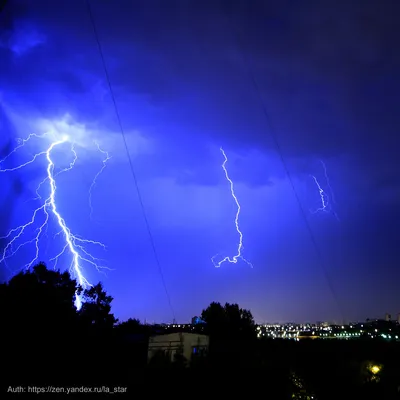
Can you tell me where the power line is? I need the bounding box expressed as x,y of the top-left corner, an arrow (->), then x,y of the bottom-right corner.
228,13 -> 345,323
85,0 -> 176,322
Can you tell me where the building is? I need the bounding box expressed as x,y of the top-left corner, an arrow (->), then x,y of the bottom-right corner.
385,313 -> 391,322
148,332 -> 209,365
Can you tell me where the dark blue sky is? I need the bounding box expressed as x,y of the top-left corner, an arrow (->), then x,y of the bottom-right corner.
0,0 -> 399,324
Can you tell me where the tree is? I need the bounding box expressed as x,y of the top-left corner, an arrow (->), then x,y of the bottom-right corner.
1,263 -> 82,380
114,317 -> 154,337
200,302 -> 257,368
78,282 -> 118,331
173,349 -> 188,368
2,263 -> 79,339
116,318 -> 141,332
148,350 -> 173,368
1,263 -> 118,340
201,301 -> 256,340
1,263 -> 121,382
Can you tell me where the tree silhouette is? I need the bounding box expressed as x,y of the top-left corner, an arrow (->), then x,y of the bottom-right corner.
1,263 -> 83,381
2,263 -> 79,341
172,348 -> 188,368
115,317 -> 146,335
148,350 -> 173,368
1,263 -> 120,382
78,282 -> 118,331
201,301 -> 256,340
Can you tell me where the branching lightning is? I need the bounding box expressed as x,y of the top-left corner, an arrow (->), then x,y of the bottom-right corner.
89,141 -> 111,220
310,159 -> 339,220
0,131 -> 111,309
212,147 -> 253,268
320,159 -> 336,205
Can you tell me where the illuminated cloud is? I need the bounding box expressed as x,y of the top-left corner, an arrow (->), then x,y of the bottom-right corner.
0,22 -> 45,56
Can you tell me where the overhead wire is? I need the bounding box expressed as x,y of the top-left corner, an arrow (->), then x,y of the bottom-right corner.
226,9 -> 345,323
85,0 -> 176,322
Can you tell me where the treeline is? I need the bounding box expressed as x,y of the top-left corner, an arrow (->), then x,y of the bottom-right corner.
1,264 -> 400,399
1,264 -> 137,385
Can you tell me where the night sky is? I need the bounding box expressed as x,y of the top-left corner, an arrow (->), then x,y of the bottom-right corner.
0,0 -> 399,324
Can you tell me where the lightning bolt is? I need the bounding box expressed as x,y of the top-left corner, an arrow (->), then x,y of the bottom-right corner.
320,159 -> 336,205
0,132 -> 111,309
89,141 -> 111,220
310,160 -> 339,220
310,175 -> 329,213
212,147 -> 252,268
